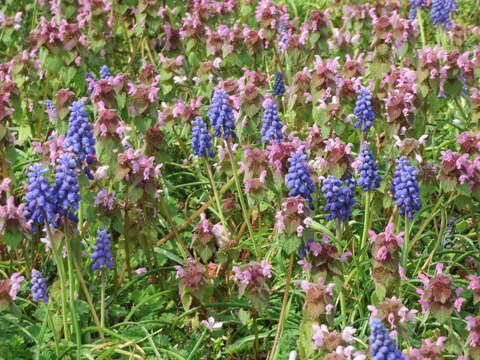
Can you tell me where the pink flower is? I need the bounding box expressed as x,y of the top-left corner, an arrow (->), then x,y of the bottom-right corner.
9,272 -> 25,300
416,264 -> 465,319
465,316 -> 480,348
0,177 -> 11,194
135,268 -> 147,275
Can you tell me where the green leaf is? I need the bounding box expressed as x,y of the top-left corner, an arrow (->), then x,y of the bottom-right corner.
282,235 -> 301,255
16,126 -> 31,145
238,308 -> 250,325
2,232 -> 22,248
161,83 -> 173,95
128,186 -> 144,202
154,248 -> 183,264
180,293 -> 192,311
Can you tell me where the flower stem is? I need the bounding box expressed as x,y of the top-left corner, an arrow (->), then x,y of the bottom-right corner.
47,308 -> 60,358
100,271 -> 106,328
36,301 -> 51,360
64,224 -> 82,356
253,309 -> 259,360
336,219 -> 347,327
402,215 -> 410,269
417,9 -> 427,48
360,191 -> 371,254
158,191 -> 192,259
44,221 -> 70,342
268,254 -> 294,360
226,141 -> 257,257
71,255 -> 104,338
186,329 -> 207,360
204,158 -> 229,231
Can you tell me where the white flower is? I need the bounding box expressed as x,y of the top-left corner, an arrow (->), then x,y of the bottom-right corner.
201,317 -> 223,330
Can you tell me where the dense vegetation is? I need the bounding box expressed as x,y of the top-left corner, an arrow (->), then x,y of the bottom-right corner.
0,0 -> 479,359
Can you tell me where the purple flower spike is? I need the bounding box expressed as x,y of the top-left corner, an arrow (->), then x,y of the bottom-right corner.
208,90 -> 236,141
52,153 -> 81,224
370,318 -> 405,360
99,65 -> 112,80
261,98 -> 284,143
31,269 -> 48,303
321,175 -> 356,221
357,145 -> 381,192
286,151 -> 315,210
65,101 -> 96,165
91,229 -> 114,271
25,163 -> 57,232
353,88 -> 375,132
430,0 -> 457,28
390,157 -> 421,219
273,72 -> 286,97
192,116 -> 215,158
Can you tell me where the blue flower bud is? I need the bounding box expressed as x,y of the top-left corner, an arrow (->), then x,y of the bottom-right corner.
208,90 -> 236,141
286,151 -> 315,210
321,175 -> 356,221
353,88 -> 375,132
192,116 -> 215,158
31,269 -> 49,303
91,229 -> 114,271
390,157 -> 421,219
260,99 -> 283,143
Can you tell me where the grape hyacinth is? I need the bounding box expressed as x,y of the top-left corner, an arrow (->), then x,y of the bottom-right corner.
85,72 -> 96,93
30,269 -> 48,303
25,163 -> 56,232
191,116 -> 214,158
91,229 -> 114,271
44,99 -> 56,122
273,72 -> 286,97
370,318 -> 405,360
353,88 -> 375,132
430,0 -> 457,28
260,98 -> 284,143
409,0 -> 425,21
277,21 -> 289,54
208,90 -> 236,140
286,151 -> 315,210
321,175 -> 356,221
99,65 -> 111,79
65,101 -> 96,164
357,145 -> 381,192
390,157 -> 421,219
52,153 -> 81,223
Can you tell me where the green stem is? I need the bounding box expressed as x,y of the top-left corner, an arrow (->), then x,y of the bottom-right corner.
65,225 -> 82,356
35,301 -> 51,360
336,220 -> 347,328
123,197 -> 132,279
71,255 -> 104,338
100,271 -> 106,328
47,308 -> 60,358
360,191 -> 371,255
226,141 -> 256,256
402,215 -> 410,270
158,192 -> 192,259
253,310 -> 259,360
408,194 -> 447,253
268,254 -> 294,360
186,329 -> 207,360
417,9 -> 427,49
44,222 -> 70,342
204,158 -> 229,231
